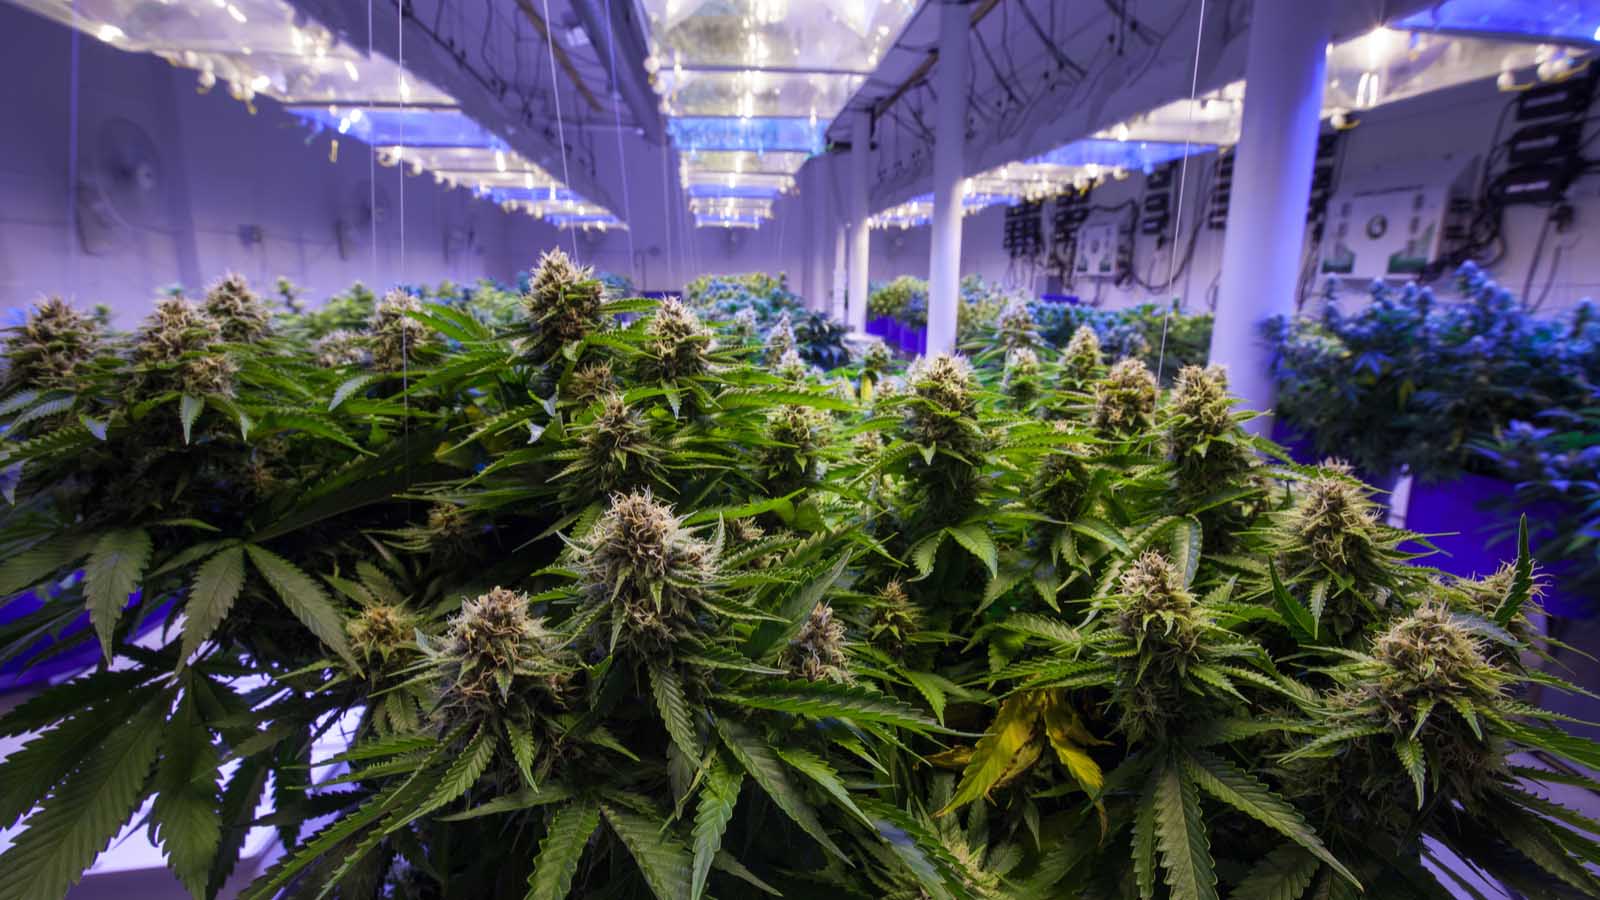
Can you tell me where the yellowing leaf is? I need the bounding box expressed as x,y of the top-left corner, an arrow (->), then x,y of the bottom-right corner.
937,692 -> 1043,816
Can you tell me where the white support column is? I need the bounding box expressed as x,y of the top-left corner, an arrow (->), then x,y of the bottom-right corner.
1209,0 -> 1334,431
926,0 -> 969,358
832,225 -> 848,321
846,109 -> 873,335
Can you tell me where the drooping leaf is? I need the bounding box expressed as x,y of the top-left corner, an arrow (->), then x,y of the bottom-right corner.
1181,749 -> 1358,889
1041,697 -> 1105,797
1169,517 -> 1202,588
149,691 -> 222,897
939,691 -> 1041,816
0,696 -> 165,900
1151,759 -> 1217,900
525,798 -> 600,900
1396,737 -> 1426,811
691,753 -> 743,900
719,680 -> 943,732
1269,560 -> 1317,642
1133,776 -> 1158,900
947,523 -> 999,578
649,661 -> 700,761
180,545 -> 244,665
244,544 -> 354,666
602,804 -> 694,900
83,528 -> 152,661
180,394 -> 204,444
714,718 -> 845,860
1231,844 -> 1320,900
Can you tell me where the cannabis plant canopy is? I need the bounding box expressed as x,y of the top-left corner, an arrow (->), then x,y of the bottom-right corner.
1,256 -> 1599,900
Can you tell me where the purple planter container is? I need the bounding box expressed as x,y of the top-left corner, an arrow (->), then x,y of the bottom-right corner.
1405,473 -> 1587,618
1267,420 -> 1400,500
913,326 -> 927,355
867,316 -> 892,338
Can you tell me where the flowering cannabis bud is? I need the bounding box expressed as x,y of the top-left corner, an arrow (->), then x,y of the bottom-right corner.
433,587 -> 572,715
639,298 -> 714,382
179,353 -> 240,397
313,330 -> 370,368
568,360 -> 616,403
904,354 -> 980,447
524,248 -> 604,359
576,392 -> 653,490
1030,439 -> 1089,521
758,404 -> 829,491
766,311 -> 796,361
347,603 -> 417,664
577,490 -> 718,653
1,298 -> 101,391
1291,465 -> 1382,572
866,579 -> 921,656
1059,325 -> 1102,389
135,297 -> 221,366
861,340 -> 892,378
1371,604 -> 1491,708
772,347 -> 809,382
1166,365 -> 1252,490
369,291 -> 434,372
1002,348 -> 1041,406
994,300 -> 1040,352
781,603 -> 851,683
1092,358 -> 1157,436
730,307 -> 760,342
428,502 -> 473,546
203,273 -> 272,342
1116,551 -> 1199,653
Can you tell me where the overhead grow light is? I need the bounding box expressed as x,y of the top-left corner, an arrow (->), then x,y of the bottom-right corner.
1396,0 -> 1600,45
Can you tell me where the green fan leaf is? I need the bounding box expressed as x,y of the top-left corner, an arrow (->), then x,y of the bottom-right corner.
1181,749 -> 1358,889
180,544 -> 244,666
83,528 -> 152,661
691,753 -> 743,900
180,393 -> 204,444
1231,844 -> 1320,900
650,661 -> 701,761
0,535 -> 91,597
1495,515 -> 1533,627
0,696 -> 165,900
525,798 -> 600,900
1169,516 -> 1202,588
149,691 -> 222,898
1396,737 -> 1426,810
714,718 -> 845,861
243,544 -> 354,666
1151,759 -> 1217,900
718,680 -> 944,732
602,804 -> 694,900
1133,776 -> 1158,900
947,523 -> 999,578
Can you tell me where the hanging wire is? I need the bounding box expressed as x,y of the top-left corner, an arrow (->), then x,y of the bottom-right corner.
600,0 -> 638,286
659,142 -> 675,289
540,0 -> 580,260
368,0 -> 378,285
67,0 -> 81,301
1155,0 -> 1208,384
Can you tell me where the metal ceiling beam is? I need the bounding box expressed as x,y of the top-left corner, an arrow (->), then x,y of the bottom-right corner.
569,0 -> 666,143
873,0 -> 1004,120
514,0 -> 605,114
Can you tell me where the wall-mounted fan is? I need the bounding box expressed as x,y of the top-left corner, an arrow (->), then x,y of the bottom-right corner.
336,179 -> 391,260
75,117 -> 166,255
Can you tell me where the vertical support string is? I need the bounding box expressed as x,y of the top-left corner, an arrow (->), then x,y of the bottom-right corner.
1155,0 -> 1209,383
67,0 -> 81,302
541,0 -> 580,260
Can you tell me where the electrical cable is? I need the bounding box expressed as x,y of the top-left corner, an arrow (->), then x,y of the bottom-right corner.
368,0 -> 378,286
600,0 -> 637,284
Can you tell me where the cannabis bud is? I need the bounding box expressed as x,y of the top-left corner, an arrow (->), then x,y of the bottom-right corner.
313,330 -> 370,368
524,248 -> 603,359
1166,365 -> 1252,492
758,404 -> 829,491
1002,348 -> 1042,407
348,603 -> 417,664
1030,439 -> 1089,521
1,298 -> 101,391
576,392 -> 653,490
432,587 -> 572,716
203,273 -> 272,342
904,353 -> 981,448
766,312 -> 797,361
577,490 -> 718,653
1115,551 -> 1199,653
639,298 -> 715,382
781,603 -> 851,683
866,579 -> 921,656
1371,603 -> 1491,708
427,502 -> 473,548
861,340 -> 892,377
568,360 -> 616,404
1059,325 -> 1102,389
135,296 -> 221,366
1092,358 -> 1157,436
730,307 -> 760,342
369,291 -> 435,372
1291,465 -> 1382,572
179,353 -> 239,397
772,347 -> 809,382
994,300 -> 1040,352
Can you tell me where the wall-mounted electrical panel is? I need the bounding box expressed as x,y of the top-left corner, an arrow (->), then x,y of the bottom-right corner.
1073,215 -> 1133,278
1317,156 -> 1478,280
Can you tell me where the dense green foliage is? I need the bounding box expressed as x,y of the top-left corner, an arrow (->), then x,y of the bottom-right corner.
1,256 -> 1598,900
1265,264 -> 1600,481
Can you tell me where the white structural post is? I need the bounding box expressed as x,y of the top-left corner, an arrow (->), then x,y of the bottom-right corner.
926,0 -> 969,357
832,225 -> 848,321
846,109 -> 873,335
1209,0 -> 1334,431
